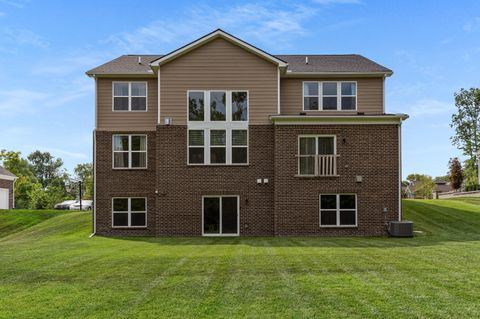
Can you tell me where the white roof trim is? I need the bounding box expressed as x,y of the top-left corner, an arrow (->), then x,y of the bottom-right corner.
0,174 -> 16,181
270,114 -> 409,125
150,29 -> 288,67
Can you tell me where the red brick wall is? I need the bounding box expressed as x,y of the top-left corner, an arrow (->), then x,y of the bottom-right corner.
95,131 -> 157,236
274,124 -> 400,236
155,125 -> 275,236
0,179 -> 14,209
94,124 -> 400,237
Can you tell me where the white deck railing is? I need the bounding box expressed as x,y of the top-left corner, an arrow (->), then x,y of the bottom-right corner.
297,154 -> 339,176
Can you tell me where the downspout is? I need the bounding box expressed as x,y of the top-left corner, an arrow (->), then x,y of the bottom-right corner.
398,121 -> 402,221
12,177 -> 16,209
90,76 -> 97,238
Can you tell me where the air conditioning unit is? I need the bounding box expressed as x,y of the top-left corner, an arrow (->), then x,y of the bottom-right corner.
388,221 -> 413,237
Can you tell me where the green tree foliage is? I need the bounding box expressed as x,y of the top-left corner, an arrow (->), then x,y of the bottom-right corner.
74,163 -> 93,200
406,173 -> 436,199
0,150 -> 75,209
448,158 -> 463,190
450,88 -> 480,185
27,151 -> 64,189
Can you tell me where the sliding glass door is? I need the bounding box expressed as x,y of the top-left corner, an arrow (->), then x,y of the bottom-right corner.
203,196 -> 239,236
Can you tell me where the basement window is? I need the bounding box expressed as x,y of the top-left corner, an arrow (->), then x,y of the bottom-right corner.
319,194 -> 357,227
112,197 -> 147,227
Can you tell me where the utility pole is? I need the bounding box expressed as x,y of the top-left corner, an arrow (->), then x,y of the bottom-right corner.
79,180 -> 82,211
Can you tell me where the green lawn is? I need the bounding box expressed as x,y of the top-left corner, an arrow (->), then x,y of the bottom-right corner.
0,200 -> 479,318
0,209 -> 68,238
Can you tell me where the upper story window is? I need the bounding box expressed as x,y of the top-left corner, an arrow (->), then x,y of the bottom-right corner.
113,134 -> 147,169
187,90 -> 248,165
113,82 -> 147,111
303,81 -> 356,111
298,135 -> 337,176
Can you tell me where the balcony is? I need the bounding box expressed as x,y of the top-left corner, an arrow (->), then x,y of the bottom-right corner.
297,154 -> 339,177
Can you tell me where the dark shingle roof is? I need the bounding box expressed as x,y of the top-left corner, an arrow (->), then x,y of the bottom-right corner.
86,55 -> 162,75
276,54 -> 392,73
86,54 -> 391,75
0,166 -> 16,178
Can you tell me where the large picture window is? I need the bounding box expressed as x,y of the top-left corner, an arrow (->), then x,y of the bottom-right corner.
187,90 -> 248,165
320,194 -> 357,227
298,135 -> 336,176
113,135 -> 147,169
113,82 -> 147,111
303,81 -> 356,111
112,197 -> 147,227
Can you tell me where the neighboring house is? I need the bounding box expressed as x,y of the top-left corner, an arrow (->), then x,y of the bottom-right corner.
86,29 -> 408,237
433,181 -> 453,199
0,166 -> 16,209
403,181 -> 415,199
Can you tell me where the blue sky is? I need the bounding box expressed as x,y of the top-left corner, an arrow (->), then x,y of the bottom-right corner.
0,0 -> 479,178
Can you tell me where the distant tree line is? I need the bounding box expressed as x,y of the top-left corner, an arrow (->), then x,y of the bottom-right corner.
0,150 -> 92,209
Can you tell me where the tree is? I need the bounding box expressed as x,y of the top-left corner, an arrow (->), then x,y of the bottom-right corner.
74,163 -> 93,199
27,151 -> 64,188
0,150 -> 40,208
448,158 -> 463,190
450,88 -> 480,183
406,173 -> 436,199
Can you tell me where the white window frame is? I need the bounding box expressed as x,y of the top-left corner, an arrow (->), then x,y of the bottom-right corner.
202,195 -> 240,237
319,194 -> 357,228
112,81 -> 148,112
112,197 -> 147,228
112,134 -> 148,169
302,81 -> 357,111
297,135 -> 336,176
187,90 -> 249,166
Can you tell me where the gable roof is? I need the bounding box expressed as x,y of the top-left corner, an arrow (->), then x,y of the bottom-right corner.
150,29 -> 288,68
0,166 -> 16,181
86,29 -> 392,77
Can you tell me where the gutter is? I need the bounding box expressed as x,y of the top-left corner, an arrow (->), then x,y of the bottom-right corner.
270,114 -> 409,125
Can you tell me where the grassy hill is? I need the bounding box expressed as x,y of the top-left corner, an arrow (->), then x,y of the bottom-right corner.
0,209 -> 69,239
0,199 -> 479,318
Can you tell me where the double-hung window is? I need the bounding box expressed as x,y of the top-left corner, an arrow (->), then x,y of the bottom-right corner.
113,135 -> 147,169
320,194 -> 357,227
112,197 -> 147,227
303,81 -> 356,111
113,82 -> 147,111
187,90 -> 248,165
298,135 -> 337,176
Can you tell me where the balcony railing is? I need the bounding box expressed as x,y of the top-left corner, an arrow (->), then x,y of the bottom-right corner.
297,154 -> 339,176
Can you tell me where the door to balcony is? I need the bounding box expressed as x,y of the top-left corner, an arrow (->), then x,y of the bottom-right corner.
202,196 -> 239,236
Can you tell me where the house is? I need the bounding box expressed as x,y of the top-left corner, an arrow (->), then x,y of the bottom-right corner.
86,29 -> 408,237
433,181 -> 453,199
0,166 -> 16,209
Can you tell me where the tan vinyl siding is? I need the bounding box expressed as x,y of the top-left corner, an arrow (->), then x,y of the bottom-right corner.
280,77 -> 384,115
160,38 -> 278,125
97,78 -> 157,131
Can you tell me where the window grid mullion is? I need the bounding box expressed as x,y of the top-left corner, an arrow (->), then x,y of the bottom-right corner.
205,129 -> 211,164
336,194 -> 340,226
318,82 -> 322,111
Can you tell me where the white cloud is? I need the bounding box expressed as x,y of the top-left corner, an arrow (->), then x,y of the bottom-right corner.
33,147 -> 87,160
407,99 -> 454,117
1,28 -> 48,48
0,0 -> 27,8
106,3 -> 321,52
463,17 -> 480,32
312,0 -> 361,4
0,80 -> 92,116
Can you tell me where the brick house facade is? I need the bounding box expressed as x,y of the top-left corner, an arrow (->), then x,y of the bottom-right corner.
87,29 -> 407,237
